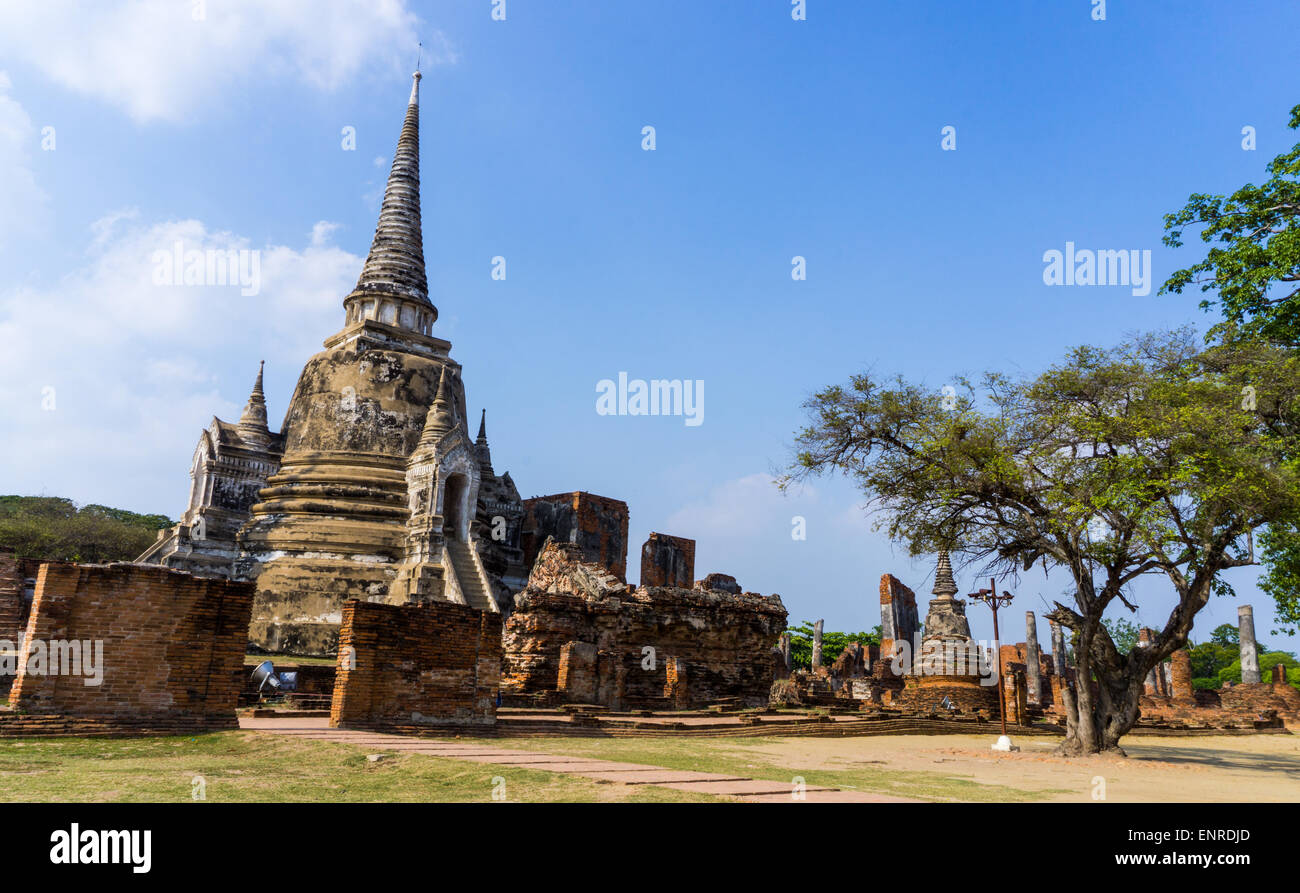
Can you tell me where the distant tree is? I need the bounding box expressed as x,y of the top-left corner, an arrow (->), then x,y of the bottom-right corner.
787,621 -> 881,670
1102,617 -> 1140,654
1188,637 -> 1241,689
1217,651 -> 1300,691
0,496 -> 173,563
784,330 -> 1300,755
1210,623 -> 1239,646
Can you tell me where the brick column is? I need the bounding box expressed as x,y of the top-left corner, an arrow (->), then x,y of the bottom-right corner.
1024,612 -> 1043,705
1170,649 -> 1195,704
1002,665 -> 1027,724
1238,605 -> 1261,684
812,619 -> 823,670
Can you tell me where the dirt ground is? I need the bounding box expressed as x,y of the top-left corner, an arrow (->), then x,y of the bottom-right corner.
737,733 -> 1300,802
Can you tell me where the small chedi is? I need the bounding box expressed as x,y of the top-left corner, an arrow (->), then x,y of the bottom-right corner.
785,550 -> 1298,734
891,551 -> 1001,715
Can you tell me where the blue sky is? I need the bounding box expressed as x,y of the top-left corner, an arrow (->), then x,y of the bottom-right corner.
2,0 -> 1298,654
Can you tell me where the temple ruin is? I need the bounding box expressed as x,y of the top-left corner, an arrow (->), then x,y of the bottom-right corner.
139,71 -> 527,656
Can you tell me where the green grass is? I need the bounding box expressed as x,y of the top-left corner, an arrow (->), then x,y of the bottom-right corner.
493,736 -> 1067,802
243,654 -> 337,667
0,733 -> 719,803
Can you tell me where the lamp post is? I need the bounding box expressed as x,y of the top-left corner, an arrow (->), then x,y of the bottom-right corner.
968,577 -> 1019,752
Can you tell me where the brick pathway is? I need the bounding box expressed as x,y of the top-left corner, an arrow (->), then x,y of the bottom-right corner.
241,716 -> 916,803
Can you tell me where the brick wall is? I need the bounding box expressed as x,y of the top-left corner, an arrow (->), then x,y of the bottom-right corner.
1170,649 -> 1196,704
557,641 -> 598,703
879,574 -> 919,664
502,542 -> 786,708
521,492 -> 630,581
331,599 -> 501,730
1,562 -> 253,736
0,549 -> 25,645
639,533 -> 695,588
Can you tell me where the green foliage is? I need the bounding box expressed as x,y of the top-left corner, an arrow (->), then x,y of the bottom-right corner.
787,621 -> 880,670
1258,511 -> 1300,636
1216,651 -> 1300,691
1188,638 -> 1240,689
1102,617 -> 1140,653
1160,102 -> 1300,636
784,328 -> 1300,750
1210,623 -> 1239,646
1161,103 -> 1300,345
0,495 -> 173,564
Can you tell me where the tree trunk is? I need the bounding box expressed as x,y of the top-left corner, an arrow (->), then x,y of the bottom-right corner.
1054,626 -> 1140,756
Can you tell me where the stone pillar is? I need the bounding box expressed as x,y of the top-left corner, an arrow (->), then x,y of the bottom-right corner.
639,532 -> 695,588
1049,674 -> 1066,710
1238,605 -> 1261,684
1160,662 -> 1172,698
1024,612 -> 1043,706
1170,649 -> 1195,704
811,619 -> 824,670
1137,627 -> 1159,696
1049,620 -> 1067,675
779,632 -> 791,672
1272,663 -> 1287,685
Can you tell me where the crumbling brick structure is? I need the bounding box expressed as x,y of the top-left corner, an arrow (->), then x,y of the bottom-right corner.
640,532 -> 695,588
331,599 -> 500,730
501,542 -> 786,708
0,563 -> 253,736
879,574 -> 919,663
0,548 -> 26,645
521,492 -> 630,581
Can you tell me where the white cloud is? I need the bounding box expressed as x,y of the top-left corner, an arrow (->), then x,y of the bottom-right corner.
0,1 -> 452,123
0,71 -> 49,244
666,472 -> 813,540
0,213 -> 363,510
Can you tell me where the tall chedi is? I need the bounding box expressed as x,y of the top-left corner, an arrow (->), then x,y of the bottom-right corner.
237,70 -> 482,654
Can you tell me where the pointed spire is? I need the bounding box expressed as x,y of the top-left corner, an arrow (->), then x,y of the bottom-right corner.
932,550 -> 959,599
237,361 -> 271,443
342,71 -> 434,332
418,364 -> 458,448
475,409 -> 494,475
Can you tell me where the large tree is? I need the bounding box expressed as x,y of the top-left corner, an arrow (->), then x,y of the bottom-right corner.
1161,102 -> 1300,634
783,330 -> 1300,755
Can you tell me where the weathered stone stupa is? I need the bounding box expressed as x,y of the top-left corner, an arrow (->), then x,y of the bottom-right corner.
893,552 -> 1001,714
141,72 -> 527,655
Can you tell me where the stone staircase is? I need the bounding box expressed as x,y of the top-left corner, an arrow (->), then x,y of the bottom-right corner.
446,539 -> 495,611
